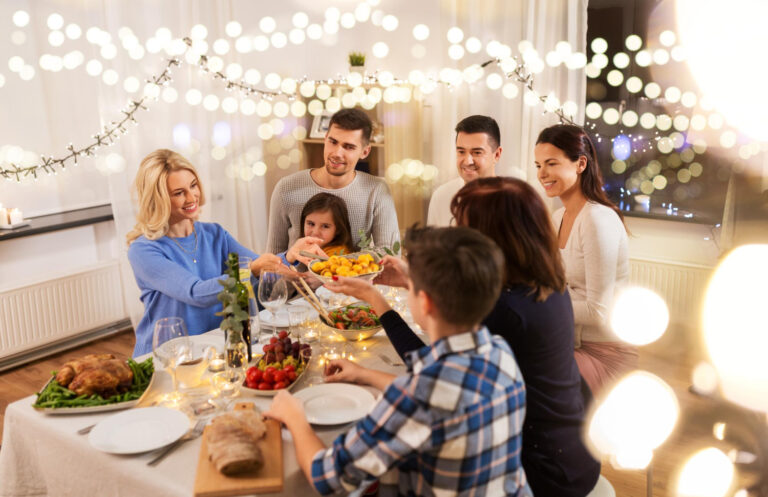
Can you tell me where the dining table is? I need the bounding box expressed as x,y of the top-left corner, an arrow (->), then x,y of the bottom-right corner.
0,305 -> 422,497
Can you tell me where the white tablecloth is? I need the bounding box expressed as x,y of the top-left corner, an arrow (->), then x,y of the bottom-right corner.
0,328 -> 414,497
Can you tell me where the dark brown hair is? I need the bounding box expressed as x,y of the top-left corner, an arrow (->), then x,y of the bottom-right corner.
299,193 -> 355,253
536,124 -> 625,225
328,108 -> 372,144
455,115 -> 501,150
450,177 -> 566,300
404,226 -> 504,327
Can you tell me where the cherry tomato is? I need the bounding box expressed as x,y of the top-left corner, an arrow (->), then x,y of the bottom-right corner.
263,371 -> 275,383
278,330 -> 288,339
274,381 -> 288,390
257,382 -> 273,390
283,364 -> 296,372
335,322 -> 346,330
265,366 -> 277,375
246,367 -> 259,382
246,379 -> 258,389
287,371 -> 297,382
273,370 -> 287,383
269,337 -> 279,344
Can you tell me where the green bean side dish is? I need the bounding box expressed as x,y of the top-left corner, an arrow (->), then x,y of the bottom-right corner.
33,357 -> 154,409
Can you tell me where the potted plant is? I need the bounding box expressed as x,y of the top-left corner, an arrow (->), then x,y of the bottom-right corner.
348,52 -> 366,73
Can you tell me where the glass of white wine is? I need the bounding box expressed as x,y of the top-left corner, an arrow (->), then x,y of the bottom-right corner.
152,317 -> 191,407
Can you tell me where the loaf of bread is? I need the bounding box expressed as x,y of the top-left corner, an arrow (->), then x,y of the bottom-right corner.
205,410 -> 267,475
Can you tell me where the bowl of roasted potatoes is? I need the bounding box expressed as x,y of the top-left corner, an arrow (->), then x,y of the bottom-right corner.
308,252 -> 383,285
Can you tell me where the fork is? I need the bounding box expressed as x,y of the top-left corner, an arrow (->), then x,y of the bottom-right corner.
77,424 -> 96,435
378,353 -> 404,367
147,419 -> 207,466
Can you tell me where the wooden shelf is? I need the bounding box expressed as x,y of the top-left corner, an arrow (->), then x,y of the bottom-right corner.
300,138 -> 384,147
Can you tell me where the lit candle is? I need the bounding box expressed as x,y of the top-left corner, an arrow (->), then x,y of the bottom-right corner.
9,208 -> 23,225
208,357 -> 225,372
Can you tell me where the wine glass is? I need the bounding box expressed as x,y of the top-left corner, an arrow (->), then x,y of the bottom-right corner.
152,317 -> 191,407
258,270 -> 288,341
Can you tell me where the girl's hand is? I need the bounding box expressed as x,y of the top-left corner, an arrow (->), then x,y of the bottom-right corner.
264,390 -> 306,428
252,253 -> 284,274
324,358 -> 366,385
373,255 -> 409,288
287,237 -> 327,265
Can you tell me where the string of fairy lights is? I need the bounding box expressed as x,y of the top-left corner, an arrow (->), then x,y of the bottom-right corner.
0,36 -> 580,183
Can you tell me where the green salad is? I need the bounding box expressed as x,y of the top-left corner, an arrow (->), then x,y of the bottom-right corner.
33,357 -> 154,409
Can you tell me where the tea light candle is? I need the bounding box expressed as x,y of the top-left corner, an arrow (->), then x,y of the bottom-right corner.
9,208 -> 23,225
208,357 -> 226,372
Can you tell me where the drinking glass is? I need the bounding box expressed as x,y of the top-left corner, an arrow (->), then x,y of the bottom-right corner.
288,304 -> 309,339
210,369 -> 244,412
258,270 -> 288,340
152,317 -> 191,407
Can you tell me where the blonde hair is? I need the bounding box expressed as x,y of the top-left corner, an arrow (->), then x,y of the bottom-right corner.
125,149 -> 206,245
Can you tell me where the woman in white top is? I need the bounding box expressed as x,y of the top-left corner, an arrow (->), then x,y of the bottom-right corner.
534,124 -> 637,395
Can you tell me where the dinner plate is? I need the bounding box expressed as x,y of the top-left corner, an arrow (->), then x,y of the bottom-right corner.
293,384 -> 376,425
88,407 -> 190,454
259,308 -> 290,327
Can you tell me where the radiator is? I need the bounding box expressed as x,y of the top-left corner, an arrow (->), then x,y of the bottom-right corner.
629,258 -> 713,327
0,262 -> 127,360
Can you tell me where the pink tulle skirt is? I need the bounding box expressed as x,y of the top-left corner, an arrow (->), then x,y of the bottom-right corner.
575,341 -> 638,396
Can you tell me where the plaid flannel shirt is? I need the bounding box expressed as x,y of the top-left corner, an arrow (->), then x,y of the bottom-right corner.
311,326 -> 529,496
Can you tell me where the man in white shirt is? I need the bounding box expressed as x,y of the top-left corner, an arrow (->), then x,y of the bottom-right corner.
427,115 -> 503,226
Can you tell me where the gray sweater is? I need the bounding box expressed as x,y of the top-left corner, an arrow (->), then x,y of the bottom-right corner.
266,169 -> 400,253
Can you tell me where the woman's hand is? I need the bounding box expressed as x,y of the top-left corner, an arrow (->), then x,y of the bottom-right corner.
287,237 -> 327,265
373,255 -> 409,288
324,276 -> 392,318
251,253 -> 284,274
324,358 -> 366,385
264,390 -> 306,428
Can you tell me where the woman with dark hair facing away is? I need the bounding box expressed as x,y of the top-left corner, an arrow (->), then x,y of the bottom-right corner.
325,177 -> 601,497
299,193 -> 356,257
535,124 -> 635,395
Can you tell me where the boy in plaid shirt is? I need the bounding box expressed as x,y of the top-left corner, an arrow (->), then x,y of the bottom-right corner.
266,227 -> 529,496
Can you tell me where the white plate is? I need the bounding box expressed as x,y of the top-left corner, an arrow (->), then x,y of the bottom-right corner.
293,384 -> 376,425
88,407 -> 190,454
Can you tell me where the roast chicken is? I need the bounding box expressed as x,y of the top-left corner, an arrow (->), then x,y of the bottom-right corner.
55,354 -> 134,397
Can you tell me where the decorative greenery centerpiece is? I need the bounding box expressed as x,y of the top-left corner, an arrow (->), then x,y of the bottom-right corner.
357,228 -> 401,258
348,51 -> 366,67
216,252 -> 252,364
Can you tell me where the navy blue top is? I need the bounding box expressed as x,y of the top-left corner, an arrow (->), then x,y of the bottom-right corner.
380,284 -> 600,497
127,221 -> 289,357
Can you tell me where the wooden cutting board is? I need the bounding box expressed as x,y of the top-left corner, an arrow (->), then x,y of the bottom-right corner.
194,402 -> 283,496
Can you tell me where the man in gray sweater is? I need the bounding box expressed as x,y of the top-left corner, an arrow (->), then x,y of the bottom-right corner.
266,108 -> 400,254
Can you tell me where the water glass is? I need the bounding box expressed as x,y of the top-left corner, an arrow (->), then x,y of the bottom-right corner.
288,304 -> 309,338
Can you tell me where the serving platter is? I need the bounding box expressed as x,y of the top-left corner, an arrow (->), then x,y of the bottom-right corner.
32,359 -> 156,414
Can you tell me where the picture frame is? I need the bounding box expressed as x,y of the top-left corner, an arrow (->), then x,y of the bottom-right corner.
310,111 -> 333,139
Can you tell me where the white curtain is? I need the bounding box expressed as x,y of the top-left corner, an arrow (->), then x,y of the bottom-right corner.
0,0 -> 587,331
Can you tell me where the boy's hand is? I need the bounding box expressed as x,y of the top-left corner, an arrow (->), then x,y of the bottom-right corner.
324,358 -> 366,384
264,390 -> 306,428
373,255 -> 409,288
